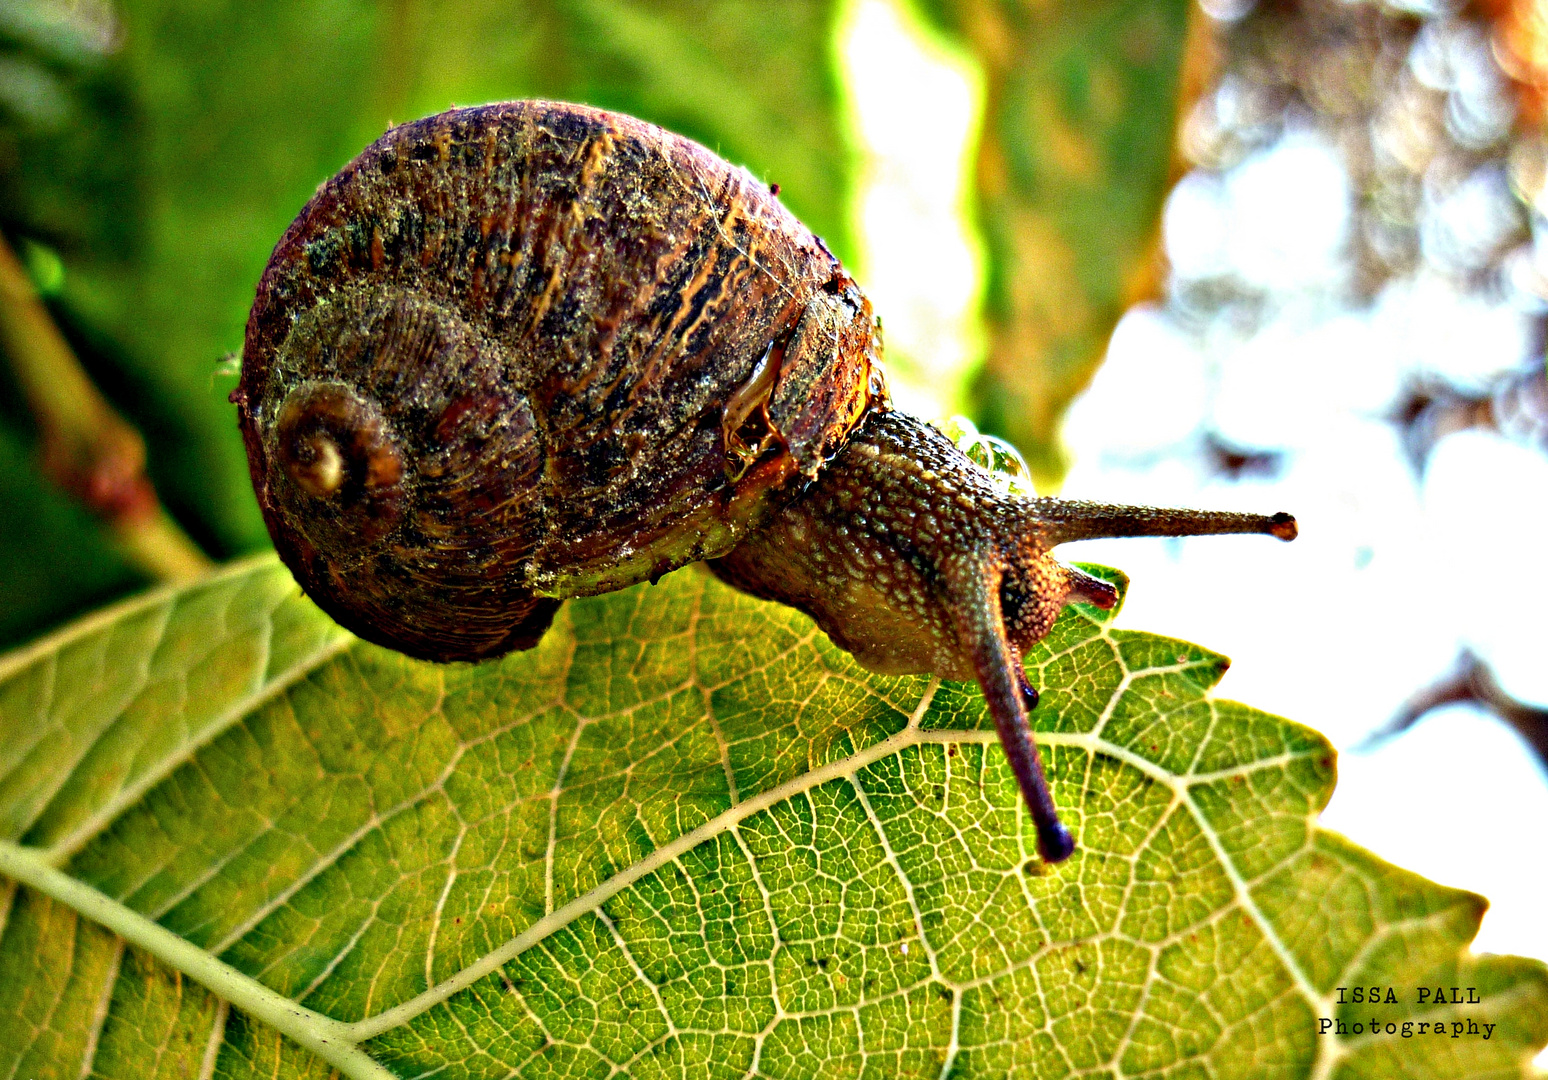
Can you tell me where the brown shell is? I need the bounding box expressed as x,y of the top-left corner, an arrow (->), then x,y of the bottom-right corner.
236,101 -> 883,662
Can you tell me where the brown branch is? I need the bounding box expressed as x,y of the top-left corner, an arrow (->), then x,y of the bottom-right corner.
1361,649 -> 1548,772
1385,368 -> 1548,476
0,232 -> 213,584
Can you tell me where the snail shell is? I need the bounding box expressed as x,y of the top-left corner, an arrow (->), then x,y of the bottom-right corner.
236,101 -> 882,662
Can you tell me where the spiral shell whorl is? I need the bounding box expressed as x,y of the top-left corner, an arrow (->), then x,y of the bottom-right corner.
273,381 -> 403,532
256,287 -> 551,660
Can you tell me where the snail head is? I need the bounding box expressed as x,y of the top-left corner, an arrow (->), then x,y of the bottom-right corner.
711,410 -> 1296,864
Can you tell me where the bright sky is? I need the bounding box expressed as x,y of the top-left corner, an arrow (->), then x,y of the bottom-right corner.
841,0 -> 1548,1009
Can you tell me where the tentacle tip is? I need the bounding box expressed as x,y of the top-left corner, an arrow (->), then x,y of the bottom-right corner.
1036,820 -> 1076,863
1269,513 -> 1297,542
1019,676 -> 1039,711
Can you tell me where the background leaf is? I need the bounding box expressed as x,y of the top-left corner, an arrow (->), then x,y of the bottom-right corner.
0,0 -> 852,649
1,559 -> 1543,1077
912,0 -> 1196,483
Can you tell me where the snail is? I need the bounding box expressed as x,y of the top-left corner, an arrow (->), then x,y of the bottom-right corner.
234,101 -> 1296,864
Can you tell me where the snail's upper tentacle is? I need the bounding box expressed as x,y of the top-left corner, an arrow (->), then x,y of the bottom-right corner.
1028,499 -> 1298,547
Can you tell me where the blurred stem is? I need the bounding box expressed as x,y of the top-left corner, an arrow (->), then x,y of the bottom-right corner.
1361,650 -> 1548,773
0,232 -> 213,584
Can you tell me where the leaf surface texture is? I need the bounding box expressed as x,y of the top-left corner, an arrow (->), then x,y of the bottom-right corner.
0,557 -> 1543,1079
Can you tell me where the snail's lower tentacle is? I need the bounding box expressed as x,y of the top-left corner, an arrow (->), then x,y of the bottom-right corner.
948,557 -> 1075,864
1064,565 -> 1119,610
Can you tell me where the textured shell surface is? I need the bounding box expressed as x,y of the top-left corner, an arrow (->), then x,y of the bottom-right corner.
237,100 -> 882,661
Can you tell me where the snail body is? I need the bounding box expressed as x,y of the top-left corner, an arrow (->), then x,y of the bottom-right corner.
237,101 -> 1295,863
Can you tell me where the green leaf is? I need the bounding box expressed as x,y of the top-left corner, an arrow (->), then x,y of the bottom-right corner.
1,557 -> 1544,1077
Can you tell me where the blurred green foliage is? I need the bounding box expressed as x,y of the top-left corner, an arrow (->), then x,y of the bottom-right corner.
0,0 -> 855,649
914,0 -> 1193,483
0,0 -> 1190,645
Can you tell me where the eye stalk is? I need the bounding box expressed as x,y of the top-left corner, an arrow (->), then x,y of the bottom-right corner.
1028,500 -> 1298,546
711,409 -> 1296,864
